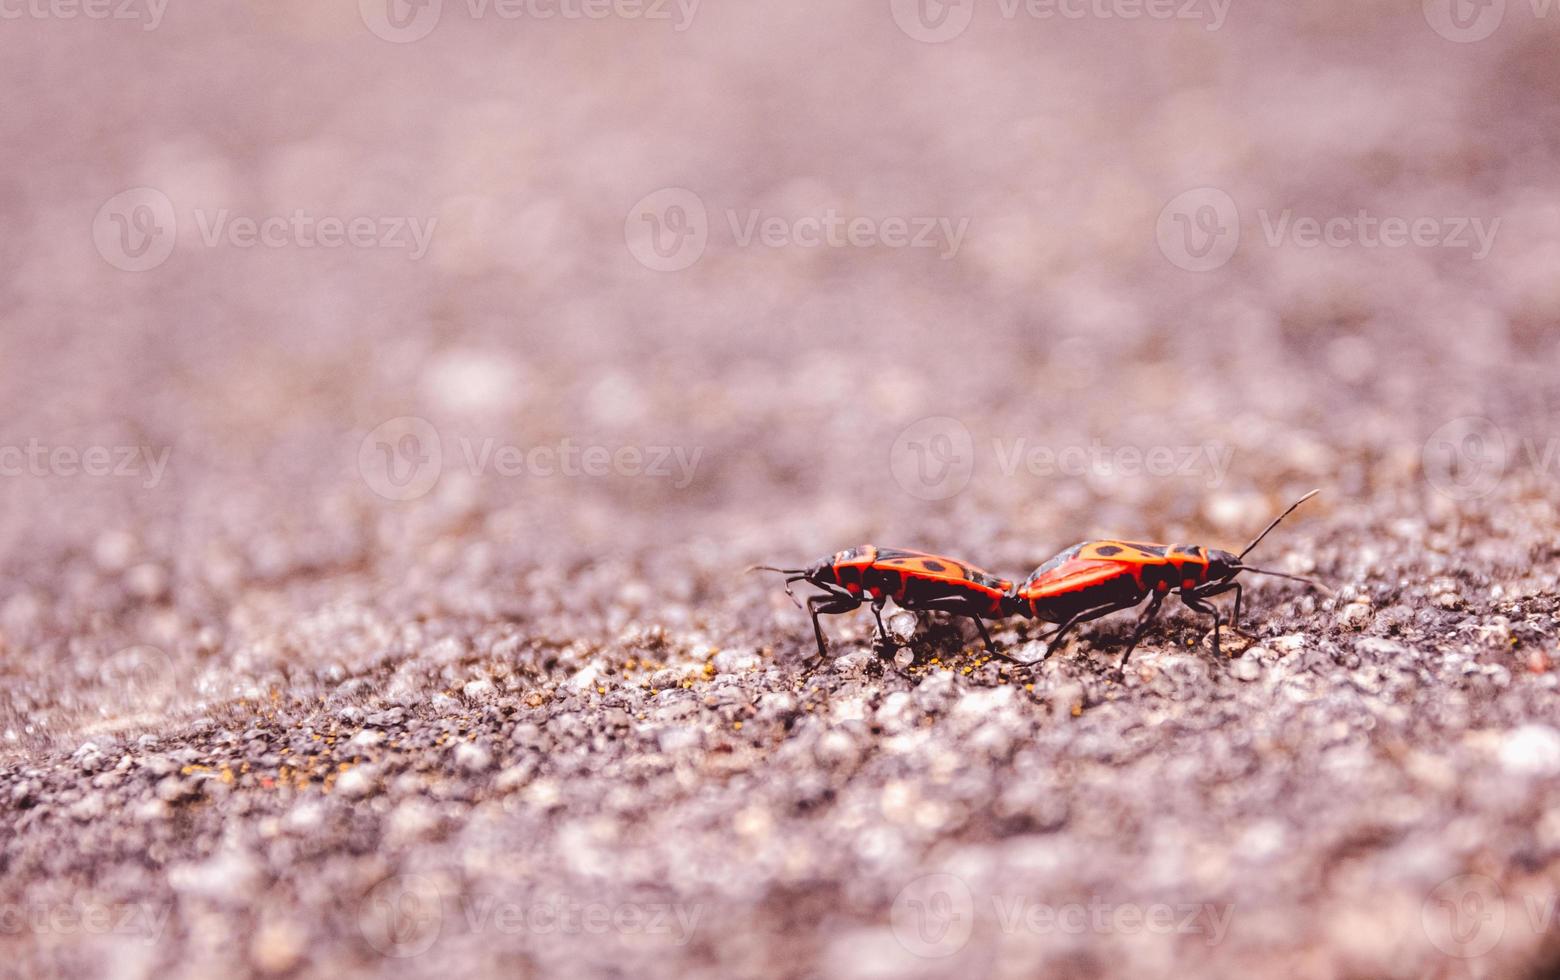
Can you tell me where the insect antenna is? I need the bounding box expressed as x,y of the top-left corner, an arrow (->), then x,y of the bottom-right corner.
747,565 -> 808,608
1237,488 -> 1321,560
1236,566 -> 1333,594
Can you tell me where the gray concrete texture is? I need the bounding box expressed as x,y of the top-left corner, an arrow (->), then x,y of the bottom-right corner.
2,1 -> 1559,977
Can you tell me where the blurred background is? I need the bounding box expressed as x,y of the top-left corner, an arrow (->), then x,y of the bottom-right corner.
3,0 -> 1560,977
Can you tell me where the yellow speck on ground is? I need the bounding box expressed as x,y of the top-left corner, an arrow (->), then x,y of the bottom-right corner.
1071,704 -> 1083,717
733,721 -> 743,730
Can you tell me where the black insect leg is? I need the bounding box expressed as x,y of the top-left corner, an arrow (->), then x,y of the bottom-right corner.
907,596 -> 994,653
1192,581 -> 1256,640
1117,591 -> 1167,675
806,590 -> 860,659
994,599 -> 1139,667
868,595 -> 894,654
970,615 -> 994,652
1178,591 -> 1224,659
1047,597 -> 1147,654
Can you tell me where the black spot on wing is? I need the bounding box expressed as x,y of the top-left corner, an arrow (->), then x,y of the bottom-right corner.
1123,542 -> 1168,558
921,559 -> 947,572
1095,544 -> 1123,556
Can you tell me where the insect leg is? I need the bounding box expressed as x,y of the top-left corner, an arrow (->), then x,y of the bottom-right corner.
1045,598 -> 1141,653
1178,591 -> 1224,658
970,615 -> 994,652
993,600 -> 1136,666
905,595 -> 993,653
870,595 -> 890,647
1192,581 -> 1255,638
806,590 -> 861,659
1118,591 -> 1167,675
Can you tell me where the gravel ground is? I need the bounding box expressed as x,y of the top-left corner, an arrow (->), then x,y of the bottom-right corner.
4,3 -> 1560,978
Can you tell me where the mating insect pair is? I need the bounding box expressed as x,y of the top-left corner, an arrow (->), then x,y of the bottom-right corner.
752,490 -> 1326,674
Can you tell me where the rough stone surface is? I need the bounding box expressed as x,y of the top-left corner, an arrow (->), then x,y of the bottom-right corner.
4,5 -> 1560,980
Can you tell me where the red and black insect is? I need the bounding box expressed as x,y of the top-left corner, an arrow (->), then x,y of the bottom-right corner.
752,546 -> 1014,658
1003,490 -> 1327,673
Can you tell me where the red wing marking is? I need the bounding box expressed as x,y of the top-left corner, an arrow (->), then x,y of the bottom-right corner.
878,554 -> 973,582
876,552 -> 1012,596
1078,541 -> 1168,562
1024,558 -> 1136,597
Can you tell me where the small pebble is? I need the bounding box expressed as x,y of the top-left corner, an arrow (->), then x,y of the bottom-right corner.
250,919 -> 306,975
1338,602 -> 1374,629
1498,725 -> 1560,778
454,741 -> 493,772
336,767 -> 375,798
886,610 -> 917,643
